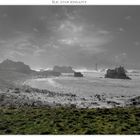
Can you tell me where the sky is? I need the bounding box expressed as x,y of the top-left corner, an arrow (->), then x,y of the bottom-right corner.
0,6 -> 140,70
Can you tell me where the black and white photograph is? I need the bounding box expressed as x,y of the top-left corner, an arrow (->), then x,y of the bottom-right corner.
0,2 -> 140,135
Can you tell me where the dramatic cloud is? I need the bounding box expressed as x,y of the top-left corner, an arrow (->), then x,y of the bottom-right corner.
0,6 -> 140,69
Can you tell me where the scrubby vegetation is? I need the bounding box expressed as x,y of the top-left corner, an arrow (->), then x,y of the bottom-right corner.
0,107 -> 140,134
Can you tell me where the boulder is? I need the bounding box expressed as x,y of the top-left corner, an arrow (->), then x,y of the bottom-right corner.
128,96 -> 140,105
74,72 -> 83,77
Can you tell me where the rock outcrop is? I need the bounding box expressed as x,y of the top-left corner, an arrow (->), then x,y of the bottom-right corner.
128,96 -> 140,106
105,66 -> 131,80
74,72 -> 83,77
53,66 -> 75,73
36,70 -> 61,77
0,59 -> 32,74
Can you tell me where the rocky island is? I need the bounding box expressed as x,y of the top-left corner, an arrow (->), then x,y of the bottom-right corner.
105,66 -> 131,80
53,65 -> 75,73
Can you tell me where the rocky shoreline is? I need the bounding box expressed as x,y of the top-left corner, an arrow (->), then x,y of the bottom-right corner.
0,84 -> 140,108
0,59 -> 140,109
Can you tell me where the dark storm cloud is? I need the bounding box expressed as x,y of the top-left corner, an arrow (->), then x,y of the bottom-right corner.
0,6 -> 140,69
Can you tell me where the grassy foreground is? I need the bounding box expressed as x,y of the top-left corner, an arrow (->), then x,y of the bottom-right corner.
0,107 -> 140,134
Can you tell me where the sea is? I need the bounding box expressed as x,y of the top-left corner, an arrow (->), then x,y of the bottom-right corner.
26,69 -> 140,101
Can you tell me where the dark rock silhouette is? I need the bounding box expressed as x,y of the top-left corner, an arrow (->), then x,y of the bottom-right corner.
0,59 -> 32,74
36,70 -> 61,77
128,96 -> 140,105
0,59 -> 61,77
74,72 -> 83,77
53,65 -> 75,73
105,66 -> 131,80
